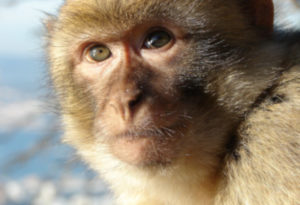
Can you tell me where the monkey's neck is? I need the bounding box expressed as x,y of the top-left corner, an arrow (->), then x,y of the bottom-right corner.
114,165 -> 218,205
272,30 -> 300,66
249,41 -> 290,69
92,146 -> 220,205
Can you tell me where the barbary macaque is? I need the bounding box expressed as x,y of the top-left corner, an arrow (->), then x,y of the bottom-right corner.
47,0 -> 300,204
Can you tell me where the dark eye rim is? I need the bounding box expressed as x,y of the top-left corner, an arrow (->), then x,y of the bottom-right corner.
143,27 -> 174,49
84,43 -> 112,63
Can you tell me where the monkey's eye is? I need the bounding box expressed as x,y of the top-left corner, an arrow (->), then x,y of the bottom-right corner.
86,45 -> 111,62
144,30 -> 172,49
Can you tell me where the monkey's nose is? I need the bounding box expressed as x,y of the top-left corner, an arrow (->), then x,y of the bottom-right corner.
113,89 -> 144,121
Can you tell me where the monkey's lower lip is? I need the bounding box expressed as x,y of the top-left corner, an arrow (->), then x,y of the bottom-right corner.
111,129 -> 182,166
111,135 -> 158,166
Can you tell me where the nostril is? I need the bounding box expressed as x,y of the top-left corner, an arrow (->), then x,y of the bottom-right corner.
128,93 -> 143,110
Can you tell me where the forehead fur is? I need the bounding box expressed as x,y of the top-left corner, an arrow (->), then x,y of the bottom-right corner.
55,0 -> 250,37
58,0 -> 200,33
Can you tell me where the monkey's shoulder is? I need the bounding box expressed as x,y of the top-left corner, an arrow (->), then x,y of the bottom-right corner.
270,65 -> 300,105
236,64 -> 300,163
248,65 -> 300,125
222,67 -> 300,205
242,65 -> 300,137
236,65 -> 300,168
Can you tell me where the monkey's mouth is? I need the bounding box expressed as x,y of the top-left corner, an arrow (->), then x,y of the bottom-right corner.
109,127 -> 184,166
115,129 -> 167,140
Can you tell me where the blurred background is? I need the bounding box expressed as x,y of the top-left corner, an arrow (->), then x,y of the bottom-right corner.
0,0 -> 113,204
0,0 -> 299,205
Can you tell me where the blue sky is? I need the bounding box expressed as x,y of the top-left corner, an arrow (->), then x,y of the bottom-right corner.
0,0 -> 63,58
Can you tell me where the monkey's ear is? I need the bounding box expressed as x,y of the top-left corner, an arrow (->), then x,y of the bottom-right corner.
246,0 -> 274,35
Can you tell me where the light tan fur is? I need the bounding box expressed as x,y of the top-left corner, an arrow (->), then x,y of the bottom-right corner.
216,65 -> 300,205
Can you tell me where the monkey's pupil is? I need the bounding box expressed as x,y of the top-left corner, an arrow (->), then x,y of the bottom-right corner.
89,45 -> 111,62
144,30 -> 171,49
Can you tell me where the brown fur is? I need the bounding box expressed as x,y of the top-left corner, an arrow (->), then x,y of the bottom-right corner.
47,0 -> 300,204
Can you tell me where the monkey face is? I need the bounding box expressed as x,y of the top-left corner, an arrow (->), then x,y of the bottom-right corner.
71,23 -> 200,166
67,17 -> 236,167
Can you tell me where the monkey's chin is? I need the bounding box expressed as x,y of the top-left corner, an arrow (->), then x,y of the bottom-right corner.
110,136 -> 178,167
